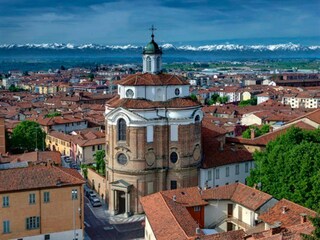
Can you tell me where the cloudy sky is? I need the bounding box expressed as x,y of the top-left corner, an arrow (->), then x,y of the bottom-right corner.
0,0 -> 319,45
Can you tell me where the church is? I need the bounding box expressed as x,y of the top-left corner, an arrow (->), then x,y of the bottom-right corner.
104,28 -> 203,216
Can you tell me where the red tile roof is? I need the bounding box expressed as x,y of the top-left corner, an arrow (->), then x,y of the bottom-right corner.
259,199 -> 317,228
0,165 -> 85,193
117,73 -> 189,86
106,96 -> 200,109
141,192 -> 202,240
202,183 -> 273,211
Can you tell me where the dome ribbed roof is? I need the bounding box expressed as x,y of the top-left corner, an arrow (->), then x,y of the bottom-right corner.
143,34 -> 162,54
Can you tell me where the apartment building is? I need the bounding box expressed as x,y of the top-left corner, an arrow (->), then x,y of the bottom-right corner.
0,165 -> 85,240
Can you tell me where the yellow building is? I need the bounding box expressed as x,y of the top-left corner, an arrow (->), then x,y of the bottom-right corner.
46,131 -> 73,156
0,165 -> 85,240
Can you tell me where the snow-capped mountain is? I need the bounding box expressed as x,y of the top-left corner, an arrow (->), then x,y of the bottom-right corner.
0,42 -> 319,51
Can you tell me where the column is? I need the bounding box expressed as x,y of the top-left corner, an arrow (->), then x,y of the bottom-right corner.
125,192 -> 128,213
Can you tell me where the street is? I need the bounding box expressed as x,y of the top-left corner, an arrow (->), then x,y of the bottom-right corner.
84,195 -> 144,240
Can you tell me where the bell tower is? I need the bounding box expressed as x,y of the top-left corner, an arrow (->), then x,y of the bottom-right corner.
142,25 -> 162,74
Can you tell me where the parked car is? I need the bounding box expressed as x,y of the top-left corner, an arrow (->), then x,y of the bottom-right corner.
90,197 -> 102,207
89,192 -> 97,200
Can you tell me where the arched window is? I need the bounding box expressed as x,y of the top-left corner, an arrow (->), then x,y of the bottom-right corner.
170,152 -> 178,164
156,56 -> 161,71
118,118 -> 126,141
146,56 -> 151,72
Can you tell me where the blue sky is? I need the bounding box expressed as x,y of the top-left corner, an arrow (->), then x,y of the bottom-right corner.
0,0 -> 319,45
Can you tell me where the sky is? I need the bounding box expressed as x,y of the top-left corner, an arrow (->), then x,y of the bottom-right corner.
0,0 -> 319,45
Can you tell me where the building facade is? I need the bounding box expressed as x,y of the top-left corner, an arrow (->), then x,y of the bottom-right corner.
0,166 -> 85,240
105,32 -> 203,215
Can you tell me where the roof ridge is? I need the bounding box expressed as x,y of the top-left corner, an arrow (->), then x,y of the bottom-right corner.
159,192 -> 193,239
280,198 -> 317,214
55,166 -> 84,183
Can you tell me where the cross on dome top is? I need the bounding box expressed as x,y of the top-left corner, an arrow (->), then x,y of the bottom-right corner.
149,25 -> 157,40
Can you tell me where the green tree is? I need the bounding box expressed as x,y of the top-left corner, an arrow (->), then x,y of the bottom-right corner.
9,84 -> 19,92
10,121 -> 46,153
211,93 -> 220,104
247,127 -> 320,211
88,73 -> 94,81
260,124 -> 270,135
239,97 -> 257,107
218,96 -> 228,104
301,214 -> 320,240
190,94 -> 197,102
94,150 -> 105,175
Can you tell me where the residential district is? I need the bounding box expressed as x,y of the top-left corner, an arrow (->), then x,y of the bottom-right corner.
0,33 -> 319,240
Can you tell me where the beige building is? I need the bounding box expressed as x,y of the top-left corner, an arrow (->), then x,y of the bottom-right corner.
105,32 -> 203,216
0,165 -> 85,240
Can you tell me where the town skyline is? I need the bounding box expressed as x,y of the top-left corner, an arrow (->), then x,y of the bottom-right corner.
0,0 -> 319,45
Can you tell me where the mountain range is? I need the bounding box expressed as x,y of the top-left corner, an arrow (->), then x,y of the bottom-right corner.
1,42 -> 319,52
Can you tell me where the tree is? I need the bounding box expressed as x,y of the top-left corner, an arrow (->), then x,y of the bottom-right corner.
218,96 -> 228,104
239,97 -> 257,107
190,94 -> 197,102
242,125 -> 270,139
94,150 -> 105,175
10,121 -> 46,153
211,93 -> 220,104
247,127 -> 320,211
9,84 -> 19,92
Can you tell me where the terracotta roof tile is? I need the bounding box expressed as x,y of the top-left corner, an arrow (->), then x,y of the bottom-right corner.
106,96 -> 200,109
259,199 -> 317,228
202,183 -> 273,211
0,165 -> 85,193
117,73 -> 189,86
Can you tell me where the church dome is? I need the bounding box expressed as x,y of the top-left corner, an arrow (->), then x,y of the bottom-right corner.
143,39 -> 162,54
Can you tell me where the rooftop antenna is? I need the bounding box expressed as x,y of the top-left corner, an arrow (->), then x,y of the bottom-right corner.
149,25 -> 157,41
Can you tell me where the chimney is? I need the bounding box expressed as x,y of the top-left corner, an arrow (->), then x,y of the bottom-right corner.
219,141 -> 224,151
281,206 -> 288,214
250,128 -> 255,139
172,195 -> 176,202
300,213 -> 307,224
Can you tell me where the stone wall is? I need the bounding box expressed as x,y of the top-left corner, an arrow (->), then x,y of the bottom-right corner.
87,168 -> 107,201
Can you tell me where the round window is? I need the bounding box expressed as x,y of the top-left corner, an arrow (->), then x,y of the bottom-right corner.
117,153 -> 128,165
175,88 -> 180,96
126,89 -> 134,98
170,152 -> 178,164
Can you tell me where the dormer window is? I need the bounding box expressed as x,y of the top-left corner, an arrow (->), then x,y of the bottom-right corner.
126,89 -> 134,98
175,88 -> 180,96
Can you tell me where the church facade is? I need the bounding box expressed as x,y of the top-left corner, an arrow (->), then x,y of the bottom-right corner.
104,30 -> 203,215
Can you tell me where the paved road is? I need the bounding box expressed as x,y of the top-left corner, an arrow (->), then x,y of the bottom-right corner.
84,197 -> 144,240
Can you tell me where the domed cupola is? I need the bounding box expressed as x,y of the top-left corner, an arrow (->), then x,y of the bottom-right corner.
143,25 -> 162,74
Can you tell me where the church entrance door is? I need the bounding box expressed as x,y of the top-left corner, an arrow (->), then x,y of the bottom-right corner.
117,190 -> 126,214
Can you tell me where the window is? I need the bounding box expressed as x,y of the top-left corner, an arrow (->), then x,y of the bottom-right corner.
156,56 -> 160,71
146,57 -> 151,72
71,189 -> 78,200
3,220 -> 10,233
118,118 -> 126,141
126,89 -> 134,98
216,169 -> 220,179
175,88 -> 180,96
170,180 -> 177,190
26,216 -> 40,230
245,163 -> 249,173
45,234 -> 50,240
207,170 -> 212,181
194,206 -> 201,212
117,153 -> 128,165
226,167 -> 230,177
170,152 -> 178,164
92,145 -> 95,151
98,145 -> 102,150
2,196 -> 9,207
235,164 -> 240,175
29,193 -> 36,204
43,192 -> 50,203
